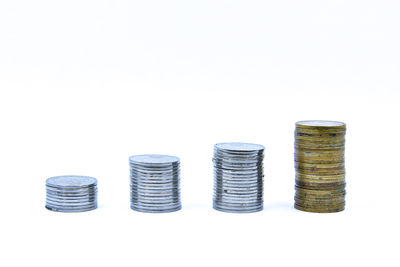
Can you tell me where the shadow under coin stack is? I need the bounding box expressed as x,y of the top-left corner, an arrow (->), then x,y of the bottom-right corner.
294,120 -> 346,213
46,175 -> 98,212
129,154 -> 181,213
213,142 -> 265,213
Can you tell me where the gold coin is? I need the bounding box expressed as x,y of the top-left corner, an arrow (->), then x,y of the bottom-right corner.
294,203 -> 345,213
296,120 -> 346,129
295,148 -> 345,155
296,168 -> 345,175
295,180 -> 345,190
295,158 -> 344,165
295,188 -> 345,196
295,135 -> 345,141
295,201 -> 345,208
295,195 -> 346,201
295,185 -> 345,192
296,173 -> 345,181
295,131 -> 346,138
295,145 -> 345,151
295,200 -> 345,207
295,161 -> 344,168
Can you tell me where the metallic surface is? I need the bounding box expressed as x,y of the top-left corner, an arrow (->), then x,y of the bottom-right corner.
45,175 -> 98,212
294,120 -> 346,213
129,154 -> 181,213
213,142 -> 264,213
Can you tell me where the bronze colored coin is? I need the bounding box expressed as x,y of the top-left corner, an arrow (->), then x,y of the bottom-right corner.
295,188 -> 346,195
295,148 -> 345,155
295,143 -> 345,149
295,124 -> 346,131
295,201 -> 345,208
294,157 -> 345,163
295,126 -> 346,133
296,120 -> 346,128
294,201 -> 346,208
295,179 -> 345,186
295,193 -> 346,200
295,168 -> 345,175
295,185 -> 345,192
295,134 -> 345,140
295,175 -> 346,182
295,198 -> 345,205
295,194 -> 345,202
295,180 -> 345,190
295,200 -> 345,206
295,146 -> 345,152
295,138 -> 345,143
295,195 -> 345,200
295,144 -> 345,150
295,179 -> 346,186
295,194 -> 346,201
295,182 -> 346,188
295,149 -> 345,155
294,204 -> 345,213
295,165 -> 345,174
295,189 -> 345,198
295,158 -> 344,164
295,131 -> 346,138
295,130 -> 345,137
295,153 -> 345,159
295,127 -> 346,133
296,173 -> 345,182
296,168 -> 345,175
295,161 -> 345,168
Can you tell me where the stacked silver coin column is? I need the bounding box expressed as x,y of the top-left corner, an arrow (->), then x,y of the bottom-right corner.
213,142 -> 265,213
46,175 -> 98,212
129,154 -> 181,213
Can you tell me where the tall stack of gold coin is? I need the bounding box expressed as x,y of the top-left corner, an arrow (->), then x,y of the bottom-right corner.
294,120 -> 346,213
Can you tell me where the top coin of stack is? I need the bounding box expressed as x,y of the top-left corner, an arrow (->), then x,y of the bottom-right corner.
294,120 -> 346,213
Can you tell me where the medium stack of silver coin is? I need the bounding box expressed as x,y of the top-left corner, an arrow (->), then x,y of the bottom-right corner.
213,142 -> 265,213
129,154 -> 181,213
45,175 -> 98,212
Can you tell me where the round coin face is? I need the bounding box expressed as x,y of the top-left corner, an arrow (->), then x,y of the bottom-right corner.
215,142 -> 264,152
129,154 -> 180,164
296,120 -> 346,127
46,175 -> 97,188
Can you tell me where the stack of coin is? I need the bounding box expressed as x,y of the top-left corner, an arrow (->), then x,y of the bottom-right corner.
294,120 -> 346,213
129,154 -> 181,213
213,142 -> 265,213
46,175 -> 98,212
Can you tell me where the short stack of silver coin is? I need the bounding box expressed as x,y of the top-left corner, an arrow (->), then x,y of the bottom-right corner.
46,175 -> 98,212
129,154 -> 181,213
213,142 -> 265,213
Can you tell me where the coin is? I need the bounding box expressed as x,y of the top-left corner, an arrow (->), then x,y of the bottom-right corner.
213,142 -> 264,213
129,154 -> 181,213
294,120 -> 346,213
45,175 -> 98,212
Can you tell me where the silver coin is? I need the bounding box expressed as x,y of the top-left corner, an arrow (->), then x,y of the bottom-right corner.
129,154 -> 179,164
213,142 -> 264,213
129,154 -> 181,213
46,175 -> 97,188
45,175 -> 98,213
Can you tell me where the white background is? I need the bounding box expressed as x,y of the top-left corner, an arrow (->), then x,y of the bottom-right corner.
0,1 -> 399,266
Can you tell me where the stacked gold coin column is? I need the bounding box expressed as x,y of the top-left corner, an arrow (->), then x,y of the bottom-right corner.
294,120 -> 346,213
